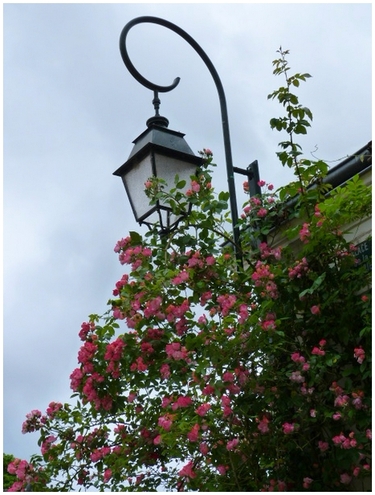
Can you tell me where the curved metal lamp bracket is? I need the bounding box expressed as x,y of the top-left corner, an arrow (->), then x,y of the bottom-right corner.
119,16 -> 241,262
120,17 -> 181,93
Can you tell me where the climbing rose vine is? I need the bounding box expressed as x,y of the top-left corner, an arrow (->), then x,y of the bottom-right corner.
8,49 -> 371,491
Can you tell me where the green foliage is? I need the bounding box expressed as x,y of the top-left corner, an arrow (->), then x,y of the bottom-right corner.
3,454 -> 17,491
9,50 -> 371,492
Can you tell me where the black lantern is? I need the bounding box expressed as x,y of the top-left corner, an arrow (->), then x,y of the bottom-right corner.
113,94 -> 202,233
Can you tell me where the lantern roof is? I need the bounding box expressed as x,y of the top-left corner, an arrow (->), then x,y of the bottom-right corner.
127,121 -> 198,161
114,118 -> 202,180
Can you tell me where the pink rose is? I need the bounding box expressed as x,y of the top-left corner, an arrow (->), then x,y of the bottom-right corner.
282,422 -> 295,434
179,461 -> 196,479
354,347 -> 365,364
226,438 -> 239,451
187,423 -> 200,442
318,441 -> 329,452
217,465 -> 228,475
195,403 -> 211,417
199,442 -> 209,455
104,468 -> 112,482
340,473 -> 352,485
153,435 -> 162,445
310,305 -> 320,315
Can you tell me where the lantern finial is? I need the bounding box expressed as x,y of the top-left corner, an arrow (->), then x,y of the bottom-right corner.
146,91 -> 169,128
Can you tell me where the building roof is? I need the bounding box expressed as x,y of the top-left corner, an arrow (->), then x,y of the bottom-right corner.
323,140 -> 372,190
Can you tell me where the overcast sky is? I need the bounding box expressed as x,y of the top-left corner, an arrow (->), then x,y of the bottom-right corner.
3,2 -> 372,462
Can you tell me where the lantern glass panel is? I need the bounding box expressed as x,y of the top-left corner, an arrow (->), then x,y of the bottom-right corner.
153,153 -> 198,229
153,152 -> 198,193
122,152 -> 198,228
121,154 -> 154,221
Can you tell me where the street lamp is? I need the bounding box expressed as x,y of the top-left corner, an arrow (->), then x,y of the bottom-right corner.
114,16 -> 260,259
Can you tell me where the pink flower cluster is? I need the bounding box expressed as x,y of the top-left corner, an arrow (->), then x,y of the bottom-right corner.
195,403 -> 211,417
71,334 -> 117,411
261,312 -> 277,331
226,438 -> 239,451
221,394 -> 233,418
22,409 -> 46,434
179,460 -> 196,479
289,371 -> 305,383
257,207 -> 268,218
202,383 -> 215,396
46,401 -> 63,419
171,395 -> 193,410
165,342 -> 189,361
340,473 -> 352,485
299,223 -> 311,243
290,351 -> 310,371
217,465 -> 229,475
70,428 -> 109,460
103,469 -> 112,482
282,422 -> 295,434
160,363 -> 170,379
251,261 -> 278,299
261,478 -> 287,491
144,296 -> 163,319
318,440 -> 329,452
90,446 -> 111,462
257,415 -> 270,434
84,376 -> 113,411
70,367 -> 84,392
186,250 -> 209,269
187,423 -> 200,442
334,394 -> 350,408
217,294 -> 237,316
114,236 -> 131,253
354,346 -> 365,364
112,273 -> 129,297
7,458 -> 36,491
130,356 -> 148,372
288,257 -> 308,279
199,442 -> 209,455
78,321 -> 96,341
119,244 -> 152,270
186,179 -> 201,196
41,435 -> 57,455
77,341 -> 98,374
303,477 -> 313,489
259,242 -> 282,261
311,340 -> 325,356
332,431 -> 357,449
104,337 -> 126,378
158,414 -> 173,431
172,270 -> 189,285
165,299 -> 190,323
238,303 -> 249,324
200,290 -> 212,306
351,391 -> 364,410
241,182 -> 275,219
329,381 -> 353,410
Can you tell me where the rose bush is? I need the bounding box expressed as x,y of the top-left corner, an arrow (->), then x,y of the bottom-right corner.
8,49 -> 371,491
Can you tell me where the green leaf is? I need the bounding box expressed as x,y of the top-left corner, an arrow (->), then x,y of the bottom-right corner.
175,180 -> 187,189
129,231 -> 143,244
294,124 -> 308,135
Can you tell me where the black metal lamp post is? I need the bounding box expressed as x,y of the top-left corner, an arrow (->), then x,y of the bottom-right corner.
115,16 -> 261,259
